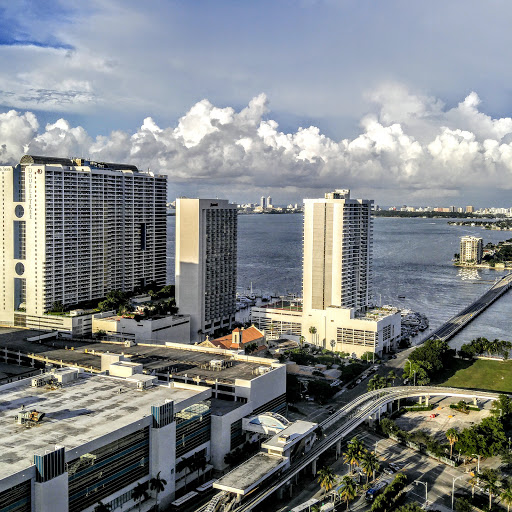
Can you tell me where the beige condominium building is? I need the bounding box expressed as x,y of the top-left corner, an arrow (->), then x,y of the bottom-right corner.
252,189 -> 401,358
175,198 -> 237,341
0,155 -> 167,329
460,235 -> 483,264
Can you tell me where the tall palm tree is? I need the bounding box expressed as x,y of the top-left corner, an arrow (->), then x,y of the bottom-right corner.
338,475 -> 357,510
132,482 -> 148,512
309,326 -> 317,345
481,469 -> 501,510
343,437 -> 363,473
468,474 -> 479,498
387,370 -> 397,386
446,428 -> 459,458
360,450 -> 379,483
150,471 -> 167,510
317,466 -> 337,498
500,479 -> 512,512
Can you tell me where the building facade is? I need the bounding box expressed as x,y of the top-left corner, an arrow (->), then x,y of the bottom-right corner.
175,198 -> 237,341
460,236 -> 483,264
302,189 -> 373,314
0,155 -> 167,327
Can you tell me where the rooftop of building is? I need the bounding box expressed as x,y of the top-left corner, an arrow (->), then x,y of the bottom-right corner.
213,452 -> 287,495
0,370 -> 208,479
261,420 -> 317,451
0,328 -> 281,385
355,305 -> 400,322
204,326 -> 264,350
254,300 -> 303,312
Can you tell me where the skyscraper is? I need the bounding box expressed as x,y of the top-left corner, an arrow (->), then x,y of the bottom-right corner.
260,196 -> 267,209
267,196 -> 272,208
175,198 -> 237,340
302,189 -> 373,313
0,155 -> 167,327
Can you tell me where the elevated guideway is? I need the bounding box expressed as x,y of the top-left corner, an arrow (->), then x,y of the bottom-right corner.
422,273 -> 512,344
198,386 -> 503,512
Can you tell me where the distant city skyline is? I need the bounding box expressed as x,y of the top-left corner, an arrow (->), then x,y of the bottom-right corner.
2,2 -> 512,205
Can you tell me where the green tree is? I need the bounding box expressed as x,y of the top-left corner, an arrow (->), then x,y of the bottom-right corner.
403,359 -> 430,385
338,475 -> 357,510
500,479 -> 512,512
343,436 -> 364,472
395,504 -> 424,512
131,482 -> 148,512
309,325 -> 317,344
446,428 -> 459,458
360,450 -> 380,483
387,370 -> 397,386
480,468 -> 501,510
455,497 -> 473,512
468,473 -> 479,498
491,394 -> 512,418
317,466 -> 336,497
368,375 -> 387,392
150,471 -> 167,510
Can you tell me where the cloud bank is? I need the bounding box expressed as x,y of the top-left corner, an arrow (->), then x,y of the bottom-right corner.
1,84 -> 512,204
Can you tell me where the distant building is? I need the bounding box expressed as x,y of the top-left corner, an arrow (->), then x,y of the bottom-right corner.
267,196 -> 272,208
460,236 -> 483,264
0,155 -> 167,329
260,196 -> 267,209
201,325 -> 265,351
175,198 -> 237,341
466,205 -> 474,213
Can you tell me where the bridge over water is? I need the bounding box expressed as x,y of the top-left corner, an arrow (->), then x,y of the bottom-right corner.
200,386 -> 503,512
421,272 -> 512,343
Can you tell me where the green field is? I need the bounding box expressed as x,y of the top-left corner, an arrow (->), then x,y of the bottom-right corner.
442,359 -> 512,393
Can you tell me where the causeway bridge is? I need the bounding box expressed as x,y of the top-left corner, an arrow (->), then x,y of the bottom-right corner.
201,386 -> 502,512
422,272 -> 512,343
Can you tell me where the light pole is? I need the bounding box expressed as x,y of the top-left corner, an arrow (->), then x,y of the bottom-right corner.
452,474 -> 465,510
414,480 -> 428,509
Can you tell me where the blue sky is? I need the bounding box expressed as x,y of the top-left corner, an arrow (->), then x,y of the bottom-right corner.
1,0 -> 512,206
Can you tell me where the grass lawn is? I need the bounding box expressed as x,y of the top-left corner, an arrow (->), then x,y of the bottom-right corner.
442,359 -> 512,393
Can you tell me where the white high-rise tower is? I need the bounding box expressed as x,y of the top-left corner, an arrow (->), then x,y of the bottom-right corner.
175,198 -> 237,340
302,189 -> 373,314
0,155 -> 167,327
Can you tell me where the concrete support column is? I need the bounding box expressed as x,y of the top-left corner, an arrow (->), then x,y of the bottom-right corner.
418,396 -> 423,405
473,397 -> 478,406
312,458 -> 317,476
336,440 -> 342,460
278,487 -> 284,500
425,395 -> 429,407
289,483 -> 294,497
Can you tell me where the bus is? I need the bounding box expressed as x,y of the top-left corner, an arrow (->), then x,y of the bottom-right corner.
365,480 -> 389,502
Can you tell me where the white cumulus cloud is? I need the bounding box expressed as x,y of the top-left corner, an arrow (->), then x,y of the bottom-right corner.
1,85 -> 512,204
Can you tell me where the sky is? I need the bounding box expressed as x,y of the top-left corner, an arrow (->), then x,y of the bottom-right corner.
1,0 -> 512,206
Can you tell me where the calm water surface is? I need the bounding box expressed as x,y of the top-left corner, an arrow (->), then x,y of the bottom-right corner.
167,215 -> 512,349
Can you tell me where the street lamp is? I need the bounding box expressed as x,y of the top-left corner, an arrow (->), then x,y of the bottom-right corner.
452,474 -> 465,510
414,480 -> 428,509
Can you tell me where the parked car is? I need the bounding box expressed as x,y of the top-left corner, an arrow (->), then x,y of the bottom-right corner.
384,466 -> 396,475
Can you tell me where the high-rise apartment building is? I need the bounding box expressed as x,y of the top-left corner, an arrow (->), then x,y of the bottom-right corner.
252,188 -> 400,357
267,196 -> 272,208
175,198 -> 237,340
460,236 -> 483,264
302,189 -> 373,313
466,205 -> 474,213
260,196 -> 267,209
0,155 -> 167,327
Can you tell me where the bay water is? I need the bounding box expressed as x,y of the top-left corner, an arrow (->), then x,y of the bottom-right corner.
167,214 -> 512,350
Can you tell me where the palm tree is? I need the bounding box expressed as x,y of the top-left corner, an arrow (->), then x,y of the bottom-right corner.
343,437 -> 363,473
446,428 -> 459,458
309,326 -> 317,345
317,466 -> 337,498
387,370 -> 397,386
150,471 -> 167,510
338,475 -> 357,510
468,474 -> 479,499
360,450 -> 379,483
132,482 -> 149,512
481,469 -> 501,510
94,502 -> 111,512
299,335 -> 306,348
500,479 -> 512,512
